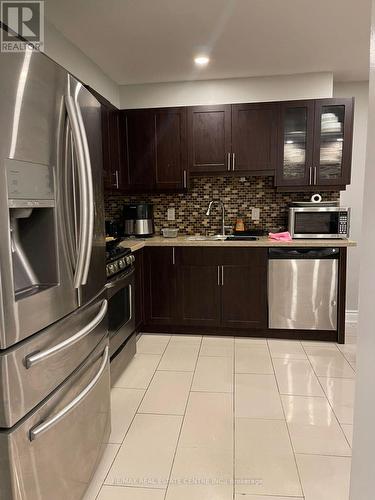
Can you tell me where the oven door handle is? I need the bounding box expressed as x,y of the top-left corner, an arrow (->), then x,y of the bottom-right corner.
105,268 -> 135,291
29,346 -> 109,441
25,300 -> 108,369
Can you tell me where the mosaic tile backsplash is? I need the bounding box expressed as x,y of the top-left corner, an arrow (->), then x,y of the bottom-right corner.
104,176 -> 340,235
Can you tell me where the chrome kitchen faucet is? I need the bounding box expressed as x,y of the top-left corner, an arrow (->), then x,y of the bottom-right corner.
206,200 -> 227,237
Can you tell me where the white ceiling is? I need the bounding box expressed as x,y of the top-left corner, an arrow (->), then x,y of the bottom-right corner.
45,0 -> 371,85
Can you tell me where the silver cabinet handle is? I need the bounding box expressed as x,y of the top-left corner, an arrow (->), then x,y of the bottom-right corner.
29,346 -> 109,441
25,300 -> 108,369
183,170 -> 187,188
221,265 -> 224,286
227,153 -> 231,171
115,170 -> 119,189
217,266 -> 221,286
232,153 -> 236,171
309,166 -> 313,185
172,247 -> 175,265
314,166 -> 318,185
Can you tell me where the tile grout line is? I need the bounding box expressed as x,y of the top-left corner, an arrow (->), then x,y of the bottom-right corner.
163,334 -> 204,500
266,339 -> 306,500
300,341 -> 354,452
96,333 -> 173,499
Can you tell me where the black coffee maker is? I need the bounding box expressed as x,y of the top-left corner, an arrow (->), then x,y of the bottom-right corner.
105,219 -> 124,238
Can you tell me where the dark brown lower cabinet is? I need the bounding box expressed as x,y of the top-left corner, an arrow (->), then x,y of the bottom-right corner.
176,248 -> 221,327
134,249 -> 144,331
141,246 -> 346,342
143,247 -> 177,325
221,249 -> 267,329
143,247 -> 267,331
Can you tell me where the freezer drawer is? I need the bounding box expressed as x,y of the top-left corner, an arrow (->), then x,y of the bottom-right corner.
268,249 -> 339,330
0,337 -> 110,500
0,289 -> 108,428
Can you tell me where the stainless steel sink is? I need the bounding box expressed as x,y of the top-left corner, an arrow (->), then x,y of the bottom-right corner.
185,235 -> 259,242
186,235 -> 226,241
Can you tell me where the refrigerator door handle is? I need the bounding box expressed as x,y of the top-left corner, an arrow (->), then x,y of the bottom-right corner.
65,88 -> 89,289
29,345 -> 109,441
25,299 -> 108,369
63,119 -> 78,275
65,75 -> 94,288
73,82 -> 94,286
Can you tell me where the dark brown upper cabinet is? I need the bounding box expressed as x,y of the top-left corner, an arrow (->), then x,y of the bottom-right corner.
276,98 -> 354,190
87,88 -> 123,191
120,107 -> 188,192
154,108 -> 188,190
187,103 -> 278,176
313,98 -> 354,187
120,109 -> 156,191
231,103 -> 278,174
187,105 -> 232,173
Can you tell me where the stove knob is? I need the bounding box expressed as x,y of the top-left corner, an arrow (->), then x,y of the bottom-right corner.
107,264 -> 114,275
127,254 -> 135,265
118,259 -> 125,269
113,261 -> 119,272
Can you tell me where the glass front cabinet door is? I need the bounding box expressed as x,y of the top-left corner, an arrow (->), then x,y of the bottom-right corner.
276,101 -> 314,187
276,98 -> 354,189
313,98 -> 354,187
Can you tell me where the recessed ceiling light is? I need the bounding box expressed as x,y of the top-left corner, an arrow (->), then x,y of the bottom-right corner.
194,56 -> 210,66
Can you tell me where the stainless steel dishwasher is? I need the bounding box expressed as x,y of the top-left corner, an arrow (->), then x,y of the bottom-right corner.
268,248 -> 339,330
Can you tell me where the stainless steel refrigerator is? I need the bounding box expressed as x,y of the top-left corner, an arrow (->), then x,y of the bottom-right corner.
0,27 -> 110,500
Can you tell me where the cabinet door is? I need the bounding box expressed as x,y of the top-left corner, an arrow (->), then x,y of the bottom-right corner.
143,247 -> 177,325
120,110 -> 155,191
154,108 -> 188,190
102,107 -> 122,190
188,105 -> 232,173
275,100 -> 315,187
176,248 -> 221,327
231,103 -> 278,174
221,249 -> 267,329
134,249 -> 144,331
313,98 -> 354,186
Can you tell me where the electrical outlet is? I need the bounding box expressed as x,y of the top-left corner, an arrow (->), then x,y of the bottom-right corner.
251,208 -> 260,221
167,208 -> 175,221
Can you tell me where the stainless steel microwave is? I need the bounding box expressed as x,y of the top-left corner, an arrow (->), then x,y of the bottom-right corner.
288,206 -> 350,239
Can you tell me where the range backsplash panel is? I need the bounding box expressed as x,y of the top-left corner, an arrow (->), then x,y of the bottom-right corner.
105,176 -> 340,235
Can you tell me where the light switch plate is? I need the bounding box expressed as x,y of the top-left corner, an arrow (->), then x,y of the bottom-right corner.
167,208 -> 175,221
251,208 -> 260,221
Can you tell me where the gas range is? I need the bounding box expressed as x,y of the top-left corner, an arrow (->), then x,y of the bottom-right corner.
105,240 -> 135,279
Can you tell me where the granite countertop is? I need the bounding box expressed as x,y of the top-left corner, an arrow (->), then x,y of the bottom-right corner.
119,236 -> 357,252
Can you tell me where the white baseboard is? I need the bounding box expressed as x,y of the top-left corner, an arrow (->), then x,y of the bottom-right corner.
346,310 -> 359,324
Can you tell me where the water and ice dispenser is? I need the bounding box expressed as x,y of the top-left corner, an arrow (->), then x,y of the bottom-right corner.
6,160 -> 58,300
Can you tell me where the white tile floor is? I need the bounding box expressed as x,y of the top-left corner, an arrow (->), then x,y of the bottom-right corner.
84,328 -> 357,500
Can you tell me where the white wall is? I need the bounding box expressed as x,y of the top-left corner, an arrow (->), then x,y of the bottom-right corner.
334,82 -> 369,313
43,22 -> 120,107
350,1 -> 375,497
119,72 -> 333,109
